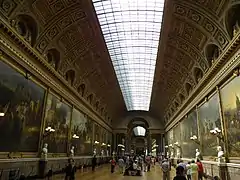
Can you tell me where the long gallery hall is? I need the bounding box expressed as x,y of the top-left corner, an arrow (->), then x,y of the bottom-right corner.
0,0 -> 240,179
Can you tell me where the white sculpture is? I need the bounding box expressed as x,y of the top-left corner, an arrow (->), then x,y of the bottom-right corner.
70,146 -> 75,157
170,149 -> 174,158
166,151 -> 170,158
195,149 -> 201,160
41,143 -> 48,160
176,148 -> 181,158
217,146 -> 225,163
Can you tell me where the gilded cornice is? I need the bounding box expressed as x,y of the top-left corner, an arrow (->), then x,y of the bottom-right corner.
166,33 -> 240,132
0,18 -> 112,132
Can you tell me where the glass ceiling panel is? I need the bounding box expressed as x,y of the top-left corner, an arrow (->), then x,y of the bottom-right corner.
92,0 -> 165,111
133,126 -> 146,136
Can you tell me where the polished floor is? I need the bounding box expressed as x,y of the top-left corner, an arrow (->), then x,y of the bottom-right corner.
52,164 -> 175,180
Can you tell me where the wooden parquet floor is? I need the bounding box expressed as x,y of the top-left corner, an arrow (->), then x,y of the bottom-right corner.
50,164 -> 175,180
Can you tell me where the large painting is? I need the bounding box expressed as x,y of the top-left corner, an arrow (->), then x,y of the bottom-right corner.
198,93 -> 221,157
94,123 -> 101,155
0,61 -> 45,152
43,93 -> 71,153
221,77 -> 240,157
71,108 -> 88,155
181,109 -> 198,158
173,124 -> 181,158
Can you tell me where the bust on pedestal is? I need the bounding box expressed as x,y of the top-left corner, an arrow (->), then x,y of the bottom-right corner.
70,146 -> 75,157
195,148 -> 202,160
217,146 -> 225,163
41,143 -> 48,160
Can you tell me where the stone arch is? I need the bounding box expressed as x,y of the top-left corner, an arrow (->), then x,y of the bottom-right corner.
13,14 -> 38,46
205,44 -> 221,66
65,69 -> 75,85
225,4 -> 240,39
77,83 -> 86,97
179,93 -> 185,103
47,48 -> 60,70
193,67 -> 204,83
185,82 -> 192,95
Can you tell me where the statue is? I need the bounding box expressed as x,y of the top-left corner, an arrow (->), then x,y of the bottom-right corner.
166,151 -> 170,158
170,149 -> 174,158
195,149 -> 202,160
70,146 -> 75,157
233,20 -> 240,37
41,143 -> 48,160
217,146 -> 225,163
176,147 -> 181,159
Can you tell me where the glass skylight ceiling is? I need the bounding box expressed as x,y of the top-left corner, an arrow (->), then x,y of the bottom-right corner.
92,0 -> 164,111
133,126 -> 146,136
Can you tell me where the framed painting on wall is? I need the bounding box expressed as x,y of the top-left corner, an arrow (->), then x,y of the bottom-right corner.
198,93 -> 221,158
43,93 -> 71,153
181,109 -> 198,158
220,77 -> 240,158
0,61 -> 45,152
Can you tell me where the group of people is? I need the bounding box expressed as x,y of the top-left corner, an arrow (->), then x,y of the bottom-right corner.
108,155 -> 157,176
161,158 -> 204,180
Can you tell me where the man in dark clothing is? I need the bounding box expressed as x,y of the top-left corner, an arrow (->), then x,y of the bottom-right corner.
65,158 -> 77,180
173,166 -> 187,180
92,155 -> 97,171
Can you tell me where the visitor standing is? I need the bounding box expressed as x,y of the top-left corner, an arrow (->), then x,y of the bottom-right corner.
173,166 -> 187,180
196,159 -> 204,180
161,159 -> 170,180
190,160 -> 198,180
110,158 -> 116,173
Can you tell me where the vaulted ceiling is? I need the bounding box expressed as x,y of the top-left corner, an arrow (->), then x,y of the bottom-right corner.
0,0 -> 237,125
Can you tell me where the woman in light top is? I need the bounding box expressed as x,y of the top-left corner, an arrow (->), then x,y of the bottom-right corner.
190,160 -> 198,180
186,161 -> 191,180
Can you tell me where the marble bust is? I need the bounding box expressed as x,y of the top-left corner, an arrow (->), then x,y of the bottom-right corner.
195,148 -> 202,160
70,146 -> 75,157
41,143 -> 48,160
176,148 -> 181,158
217,146 -> 225,163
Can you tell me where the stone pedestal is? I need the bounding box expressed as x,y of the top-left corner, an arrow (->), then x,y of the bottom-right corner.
38,160 -> 47,178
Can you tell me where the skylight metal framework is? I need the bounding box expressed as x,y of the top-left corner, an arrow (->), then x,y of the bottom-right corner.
92,0 -> 164,111
133,126 -> 146,136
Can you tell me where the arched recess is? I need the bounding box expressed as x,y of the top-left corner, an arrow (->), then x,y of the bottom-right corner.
65,69 -> 75,85
77,84 -> 86,97
95,101 -> 99,111
87,94 -> 93,104
179,93 -> 185,103
174,101 -> 179,109
100,107 -> 104,115
185,82 -> 192,95
205,44 -> 220,66
193,67 -> 204,83
225,4 -> 240,39
47,48 -> 60,70
13,14 -> 38,46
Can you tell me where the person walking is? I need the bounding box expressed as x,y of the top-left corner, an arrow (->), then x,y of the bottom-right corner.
173,166 -> 187,180
110,158 -> 116,173
190,160 -> 198,180
186,161 -> 192,180
196,159 -> 204,180
65,158 -> 77,180
118,157 -> 125,174
92,155 -> 97,172
161,159 -> 170,180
